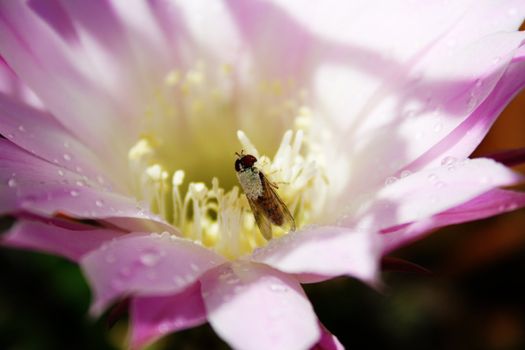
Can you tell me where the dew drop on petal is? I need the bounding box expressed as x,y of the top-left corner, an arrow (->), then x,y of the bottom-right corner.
269,284 -> 289,293
95,199 -> 104,207
384,176 -> 398,185
479,176 -> 490,184
427,173 -> 438,182
110,278 -> 124,291
119,267 -> 131,278
57,169 -> 65,176
434,181 -> 446,188
400,170 -> 411,178
63,153 -> 72,161
441,156 -> 457,166
140,250 -> 161,267
433,122 -> 443,133
7,178 -> 17,188
70,190 -> 80,197
173,276 -> 185,286
18,125 -> 26,132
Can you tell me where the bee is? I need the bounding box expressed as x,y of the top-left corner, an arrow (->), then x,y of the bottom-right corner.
235,151 -> 296,240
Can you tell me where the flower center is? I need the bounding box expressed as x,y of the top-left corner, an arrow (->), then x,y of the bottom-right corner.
127,62 -> 331,259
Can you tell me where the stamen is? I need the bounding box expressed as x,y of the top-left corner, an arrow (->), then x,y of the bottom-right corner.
127,63 -> 332,259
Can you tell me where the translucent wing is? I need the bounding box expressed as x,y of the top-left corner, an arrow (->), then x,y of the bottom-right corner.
258,172 -> 296,235
265,177 -> 296,232
246,195 -> 273,240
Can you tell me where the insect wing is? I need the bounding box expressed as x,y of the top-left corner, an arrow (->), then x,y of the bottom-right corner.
259,172 -> 296,233
246,195 -> 273,240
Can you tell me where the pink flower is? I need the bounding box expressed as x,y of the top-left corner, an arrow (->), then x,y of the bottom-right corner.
1,1 -> 524,349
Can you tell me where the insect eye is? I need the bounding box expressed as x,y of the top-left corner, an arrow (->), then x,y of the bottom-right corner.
234,159 -> 242,172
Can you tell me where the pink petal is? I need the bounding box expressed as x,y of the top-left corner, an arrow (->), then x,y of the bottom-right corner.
382,189 -> 525,254
0,140 -> 172,232
0,94 -> 110,185
0,2 -> 131,157
295,2 -> 525,206
129,282 -> 207,350
80,233 -> 225,315
315,323 -> 345,350
2,219 -> 123,262
401,45 -> 525,172
343,158 -> 522,231
252,226 -> 380,285
201,262 -> 321,350
171,1 -> 244,64
0,56 -> 42,108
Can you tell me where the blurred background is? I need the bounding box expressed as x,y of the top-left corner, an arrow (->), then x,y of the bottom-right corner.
1,77 -> 525,350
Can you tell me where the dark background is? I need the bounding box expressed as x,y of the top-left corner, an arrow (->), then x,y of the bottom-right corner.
1,90 -> 524,350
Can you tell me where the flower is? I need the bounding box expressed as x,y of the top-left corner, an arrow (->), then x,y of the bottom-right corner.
1,1 -> 525,349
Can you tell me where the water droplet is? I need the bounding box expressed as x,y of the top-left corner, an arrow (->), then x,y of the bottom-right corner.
75,180 -> 85,187
119,267 -> 131,278
57,169 -> 64,176
190,263 -> 200,272
404,109 -> 416,118
435,181 -> 446,188
400,170 -> 411,178
269,284 -> 289,293
427,173 -> 438,182
96,175 -> 105,185
173,276 -> 185,286
226,277 -> 240,285
95,199 -> 104,207
7,178 -> 17,187
441,156 -> 457,166
6,132 -> 14,139
18,125 -> 26,132
479,176 -> 490,184
110,278 -> 124,291
467,95 -> 477,109
433,122 -> 443,133
63,153 -> 72,161
75,166 -> 83,173
70,190 -> 80,197
385,176 -> 398,185
140,250 -> 161,267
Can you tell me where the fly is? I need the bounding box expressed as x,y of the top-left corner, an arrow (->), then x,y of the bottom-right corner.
235,151 -> 296,240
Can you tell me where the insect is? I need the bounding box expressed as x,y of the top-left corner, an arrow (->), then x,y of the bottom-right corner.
235,151 -> 296,240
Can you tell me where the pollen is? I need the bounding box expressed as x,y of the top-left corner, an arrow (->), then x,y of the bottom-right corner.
127,62 -> 332,259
